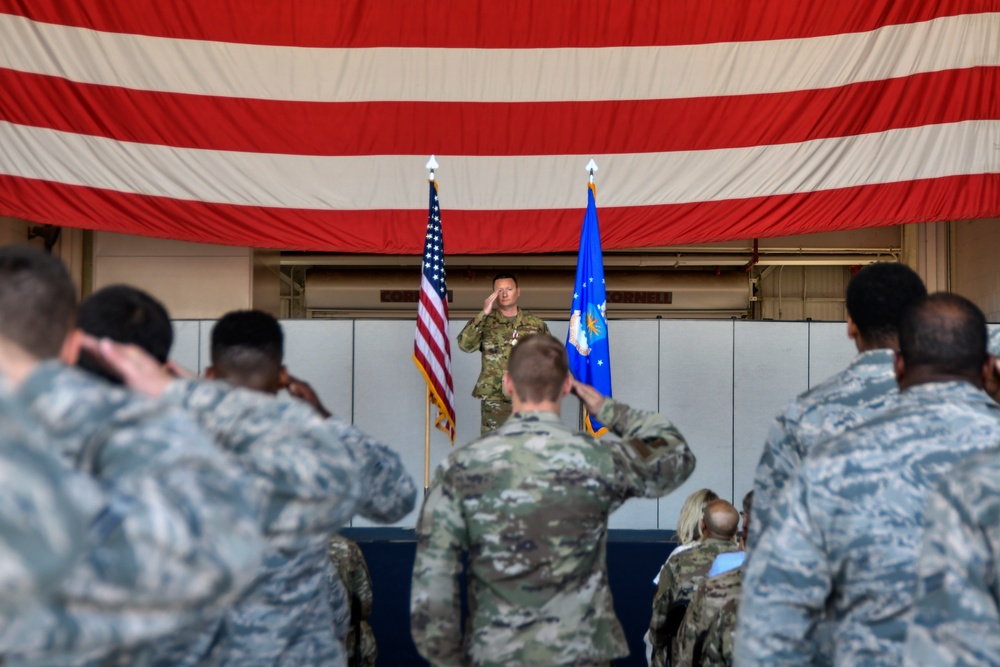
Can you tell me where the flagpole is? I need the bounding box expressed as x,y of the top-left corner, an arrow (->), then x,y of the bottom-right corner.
423,155 -> 439,493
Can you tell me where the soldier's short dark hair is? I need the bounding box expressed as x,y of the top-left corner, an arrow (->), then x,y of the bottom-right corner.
492,272 -> 518,287
507,334 -> 568,403
77,286 -> 173,384
845,263 -> 926,347
211,310 -> 284,390
899,293 -> 987,377
0,244 -> 76,359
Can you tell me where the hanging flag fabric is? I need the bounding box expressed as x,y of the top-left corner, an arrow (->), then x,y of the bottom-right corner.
413,180 -> 456,443
567,184 -> 611,437
0,1 -> 997,253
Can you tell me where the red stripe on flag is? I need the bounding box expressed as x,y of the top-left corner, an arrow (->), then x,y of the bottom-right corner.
2,67 -> 996,156
1,174 -> 996,253
1,1 -> 991,48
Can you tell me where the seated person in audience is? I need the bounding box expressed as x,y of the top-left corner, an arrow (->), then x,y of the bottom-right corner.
737,293 -> 1000,666
674,491 -> 753,667
84,303 -> 416,666
329,535 -> 378,667
904,445 -> 1000,666
645,487 -> 720,662
411,334 -> 696,667
650,499 -> 740,667
0,245 -> 263,666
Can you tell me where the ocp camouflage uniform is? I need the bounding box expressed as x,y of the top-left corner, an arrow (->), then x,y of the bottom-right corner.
702,596 -> 738,667
904,447 -> 1000,667
736,381 -> 1000,667
750,348 -> 898,550
0,362 -> 263,667
149,378 -> 416,667
650,538 -> 739,667
329,536 -> 377,667
674,566 -> 743,667
457,307 -> 550,434
411,398 -> 695,666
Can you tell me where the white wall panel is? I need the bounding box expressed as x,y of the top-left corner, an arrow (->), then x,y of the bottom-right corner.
659,320 -> 735,529
733,322 -> 809,507
170,320 -> 201,374
606,321 -> 660,530
197,321 -> 215,374
281,320 -> 354,421
807,322 -> 858,389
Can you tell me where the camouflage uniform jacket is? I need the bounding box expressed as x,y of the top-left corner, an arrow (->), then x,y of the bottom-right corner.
750,348 -> 897,550
150,379 -> 416,667
2,362 -> 263,667
702,596 -> 738,667
736,381 -> 1000,667
0,392 -> 98,612
456,308 -> 550,399
674,566 -> 743,667
411,398 -> 695,667
904,447 -> 1000,667
329,536 -> 377,667
650,538 -> 739,667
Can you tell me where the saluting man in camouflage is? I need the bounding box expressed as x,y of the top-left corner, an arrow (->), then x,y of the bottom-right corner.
412,333 -> 695,666
674,491 -> 753,667
904,444 -> 1000,667
457,273 -> 550,434
650,500 -> 740,667
88,305 -> 416,667
736,294 -> 1000,667
0,246 -> 264,666
750,263 -> 926,549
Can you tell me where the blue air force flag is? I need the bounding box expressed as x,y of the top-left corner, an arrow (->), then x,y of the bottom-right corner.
566,184 -> 612,436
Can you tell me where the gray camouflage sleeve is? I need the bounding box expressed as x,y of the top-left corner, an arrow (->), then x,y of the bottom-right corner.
598,398 -> 696,498
411,467 -> 468,666
0,440 -> 91,609
735,468 -> 831,665
749,411 -> 803,550
163,379 -> 363,533
904,478 -> 1000,666
325,418 -> 417,523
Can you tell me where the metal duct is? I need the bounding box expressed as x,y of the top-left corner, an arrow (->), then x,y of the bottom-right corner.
304,268 -> 750,319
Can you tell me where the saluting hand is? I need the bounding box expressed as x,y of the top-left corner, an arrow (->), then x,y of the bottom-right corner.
571,379 -> 606,416
284,374 -> 332,419
79,335 -> 173,398
483,289 -> 500,316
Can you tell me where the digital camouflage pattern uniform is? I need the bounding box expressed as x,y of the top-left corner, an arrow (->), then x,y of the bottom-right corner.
328,536 -> 377,667
150,378 -> 416,667
750,348 -> 898,550
411,398 -> 695,666
456,307 -> 550,434
904,447 -> 1000,667
1,362 -> 263,667
650,538 -> 739,667
0,392 -> 96,613
674,566 -> 743,667
736,381 -> 1000,667
702,596 -> 738,667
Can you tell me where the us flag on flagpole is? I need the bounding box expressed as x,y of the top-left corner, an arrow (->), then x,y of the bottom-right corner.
413,179 -> 456,443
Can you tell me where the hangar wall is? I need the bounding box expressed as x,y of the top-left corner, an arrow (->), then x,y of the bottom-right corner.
171,317 -> 859,529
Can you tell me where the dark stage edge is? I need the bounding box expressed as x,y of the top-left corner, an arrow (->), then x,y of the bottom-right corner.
341,527 -> 679,666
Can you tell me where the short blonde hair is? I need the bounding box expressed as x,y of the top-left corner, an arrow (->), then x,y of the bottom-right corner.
676,488 -> 719,545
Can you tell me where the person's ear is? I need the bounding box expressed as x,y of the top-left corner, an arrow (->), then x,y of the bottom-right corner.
204,365 -> 217,379
893,351 -> 906,387
980,356 -> 996,394
846,316 -> 859,342
561,373 -> 572,398
59,329 -> 83,365
279,365 -> 290,389
502,372 -> 513,398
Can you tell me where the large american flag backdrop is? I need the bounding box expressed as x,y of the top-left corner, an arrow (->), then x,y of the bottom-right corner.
0,1 -> 997,254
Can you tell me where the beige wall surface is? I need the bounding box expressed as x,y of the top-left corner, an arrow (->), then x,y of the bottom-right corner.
952,218 -> 1000,321
92,232 -> 279,319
